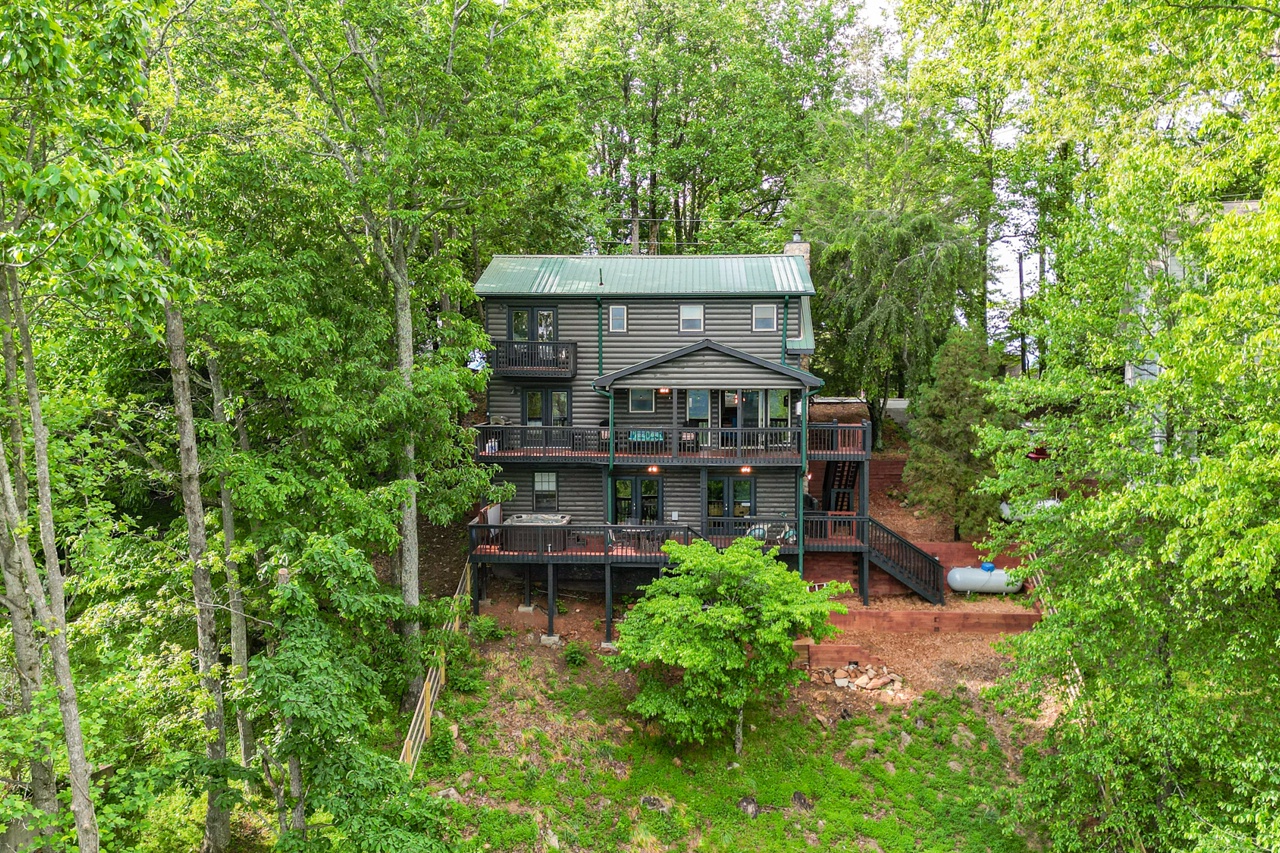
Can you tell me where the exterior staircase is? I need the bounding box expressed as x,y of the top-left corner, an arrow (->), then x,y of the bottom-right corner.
864,519 -> 945,604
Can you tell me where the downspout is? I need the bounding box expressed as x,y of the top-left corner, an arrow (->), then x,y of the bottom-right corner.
798,385 -> 820,579
594,295 -> 614,521
781,296 -> 789,363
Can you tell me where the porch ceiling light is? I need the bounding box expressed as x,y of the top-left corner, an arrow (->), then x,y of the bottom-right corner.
658,387 -> 671,394
647,465 -> 660,474
740,465 -> 752,474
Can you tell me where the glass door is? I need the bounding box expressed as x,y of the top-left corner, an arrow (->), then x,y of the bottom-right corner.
740,390 -> 765,448
524,389 -> 570,447
706,477 -> 754,539
613,476 -> 662,525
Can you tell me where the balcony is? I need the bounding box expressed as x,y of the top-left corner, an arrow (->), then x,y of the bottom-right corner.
489,340 -> 577,379
476,422 -> 870,464
467,513 -> 867,563
476,425 -> 805,465
806,422 -> 870,460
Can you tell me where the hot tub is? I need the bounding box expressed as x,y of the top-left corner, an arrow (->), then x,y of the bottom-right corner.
502,513 -> 572,552
505,513 -> 572,525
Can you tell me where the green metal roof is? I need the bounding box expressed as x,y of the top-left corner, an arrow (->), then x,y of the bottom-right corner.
475,254 -> 815,297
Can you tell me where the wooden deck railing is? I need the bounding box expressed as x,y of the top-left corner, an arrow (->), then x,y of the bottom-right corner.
400,562 -> 473,777
807,422 -> 871,460
864,519 -> 945,604
489,340 -> 577,378
476,424 -> 804,464
468,523 -> 699,563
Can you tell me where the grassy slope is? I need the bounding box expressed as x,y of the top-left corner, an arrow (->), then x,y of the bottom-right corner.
423,643 -> 1031,852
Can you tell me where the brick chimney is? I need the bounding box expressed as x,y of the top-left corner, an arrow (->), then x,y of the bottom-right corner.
783,228 -> 810,272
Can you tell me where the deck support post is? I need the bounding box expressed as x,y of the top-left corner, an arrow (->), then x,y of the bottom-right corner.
472,565 -> 482,615
523,565 -> 532,608
546,562 -> 556,637
859,551 -> 870,606
604,563 -> 614,643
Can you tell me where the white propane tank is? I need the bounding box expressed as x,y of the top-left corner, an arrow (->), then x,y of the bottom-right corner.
946,566 -> 1023,594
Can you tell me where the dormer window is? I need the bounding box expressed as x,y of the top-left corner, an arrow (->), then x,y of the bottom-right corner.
753,304 -> 777,332
679,304 -> 704,333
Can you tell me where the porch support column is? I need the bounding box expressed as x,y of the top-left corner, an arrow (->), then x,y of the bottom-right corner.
859,551 -> 870,607
546,562 -> 557,639
521,565 -> 532,610
604,563 -> 614,644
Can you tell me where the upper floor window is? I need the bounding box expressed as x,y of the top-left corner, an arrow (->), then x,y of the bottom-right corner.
609,305 -> 628,333
630,388 -> 655,413
753,304 -> 777,332
511,307 -> 555,341
679,304 -> 704,333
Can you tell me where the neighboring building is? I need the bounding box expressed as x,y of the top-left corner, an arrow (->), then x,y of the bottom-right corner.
469,244 -> 943,640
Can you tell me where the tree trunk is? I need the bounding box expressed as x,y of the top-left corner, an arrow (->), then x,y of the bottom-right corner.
393,273 -> 423,712
207,357 -> 255,773
7,276 -> 99,851
734,707 -> 743,755
0,534 -> 57,846
163,300 -> 230,853
0,273 -> 27,511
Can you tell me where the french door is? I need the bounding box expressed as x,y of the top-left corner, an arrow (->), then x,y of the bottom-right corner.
613,476 -> 662,525
524,389 -> 570,447
705,476 -> 754,538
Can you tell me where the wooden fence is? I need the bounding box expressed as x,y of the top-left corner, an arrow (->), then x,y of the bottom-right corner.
399,561 -> 473,778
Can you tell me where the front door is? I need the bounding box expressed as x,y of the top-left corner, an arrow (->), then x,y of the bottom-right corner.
613,476 -> 661,525
706,476 -> 754,539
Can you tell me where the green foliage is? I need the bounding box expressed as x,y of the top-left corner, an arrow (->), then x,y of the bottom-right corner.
812,213 -> 969,445
468,615 -> 507,644
905,327 -> 1009,539
562,640 -> 590,669
609,538 -> 850,747
976,2 -> 1280,847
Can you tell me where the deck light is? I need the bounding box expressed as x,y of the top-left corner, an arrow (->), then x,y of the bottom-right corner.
740,465 -> 752,474
658,387 -> 671,394
647,465 -> 660,474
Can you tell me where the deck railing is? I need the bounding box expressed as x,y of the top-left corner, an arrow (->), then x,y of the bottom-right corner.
807,422 -> 870,459
704,516 -> 799,548
476,424 -> 804,464
803,512 -> 863,548
468,523 -> 698,562
865,518 -> 945,603
489,340 -> 577,378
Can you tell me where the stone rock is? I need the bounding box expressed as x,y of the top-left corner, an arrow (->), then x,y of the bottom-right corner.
913,510 -> 926,518
888,673 -> 902,683
833,669 -> 848,679
727,762 -> 741,770
457,771 -> 474,790
914,717 -> 926,730
640,795 -> 670,815
822,672 -> 833,684
449,723 -> 459,739
899,500 -> 910,508
898,731 -> 912,751
737,795 -> 760,819
834,677 -> 850,688
952,724 -> 976,749
817,820 -> 826,832
435,787 -> 463,802
883,761 -> 895,775
867,675 -> 893,690
672,757 -> 682,767
854,674 -> 872,688
948,760 -> 964,773
544,829 -> 560,850
791,791 -> 814,812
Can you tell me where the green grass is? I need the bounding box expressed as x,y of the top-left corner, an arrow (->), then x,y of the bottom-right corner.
424,651 -> 1031,852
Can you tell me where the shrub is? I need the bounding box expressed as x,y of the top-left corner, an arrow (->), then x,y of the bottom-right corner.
469,614 -> 506,643
563,640 -> 590,668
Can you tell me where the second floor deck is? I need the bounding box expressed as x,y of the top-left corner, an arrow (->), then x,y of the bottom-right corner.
475,421 -> 869,465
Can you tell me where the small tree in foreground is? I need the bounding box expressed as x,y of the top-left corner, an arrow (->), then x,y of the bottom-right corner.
610,539 -> 851,753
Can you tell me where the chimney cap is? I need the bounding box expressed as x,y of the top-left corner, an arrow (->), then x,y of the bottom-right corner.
791,228 -> 804,243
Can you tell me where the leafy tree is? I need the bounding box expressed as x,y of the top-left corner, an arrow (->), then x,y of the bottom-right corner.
567,0 -> 856,253
904,327 -> 1008,540
610,538 -> 850,753
811,211 -> 970,448
980,0 -> 1280,847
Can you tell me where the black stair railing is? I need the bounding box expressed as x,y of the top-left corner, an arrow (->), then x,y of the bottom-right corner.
862,518 -> 945,604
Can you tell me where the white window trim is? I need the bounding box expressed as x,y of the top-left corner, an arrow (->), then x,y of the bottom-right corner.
629,388 -> 656,413
752,303 -> 777,332
609,305 -> 627,333
679,304 -> 704,333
